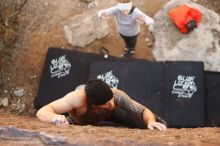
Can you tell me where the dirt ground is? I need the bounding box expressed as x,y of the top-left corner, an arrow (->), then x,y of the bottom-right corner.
0,114 -> 220,146
0,0 -> 220,145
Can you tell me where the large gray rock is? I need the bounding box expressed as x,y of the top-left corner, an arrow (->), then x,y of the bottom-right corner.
0,126 -> 71,146
152,0 -> 220,72
64,11 -> 110,47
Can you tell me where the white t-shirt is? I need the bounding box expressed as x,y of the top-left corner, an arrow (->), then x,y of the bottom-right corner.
101,6 -> 154,36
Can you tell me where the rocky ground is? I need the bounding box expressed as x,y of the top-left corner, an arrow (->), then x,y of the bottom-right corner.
0,0 -> 220,145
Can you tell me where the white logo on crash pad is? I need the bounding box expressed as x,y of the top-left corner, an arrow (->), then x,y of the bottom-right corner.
97,71 -> 119,88
50,55 -> 71,79
172,75 -> 197,98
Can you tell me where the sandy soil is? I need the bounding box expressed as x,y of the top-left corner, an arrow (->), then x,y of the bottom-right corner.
0,114 -> 220,146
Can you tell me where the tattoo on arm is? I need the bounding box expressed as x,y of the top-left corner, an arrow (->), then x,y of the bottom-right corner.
113,89 -> 167,127
112,89 -> 147,128
113,89 -> 145,114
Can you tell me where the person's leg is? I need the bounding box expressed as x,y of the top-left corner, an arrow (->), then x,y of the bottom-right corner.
127,34 -> 138,57
120,34 -> 138,57
120,34 -> 131,57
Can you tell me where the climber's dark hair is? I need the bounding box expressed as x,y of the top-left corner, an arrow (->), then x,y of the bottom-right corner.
85,79 -> 113,105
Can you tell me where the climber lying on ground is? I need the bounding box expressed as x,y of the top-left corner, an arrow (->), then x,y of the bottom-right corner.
36,79 -> 167,131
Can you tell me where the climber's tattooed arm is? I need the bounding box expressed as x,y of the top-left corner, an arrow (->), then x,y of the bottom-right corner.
112,88 -> 167,128
113,88 -> 146,116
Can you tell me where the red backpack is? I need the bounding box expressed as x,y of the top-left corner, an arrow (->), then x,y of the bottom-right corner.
168,4 -> 202,33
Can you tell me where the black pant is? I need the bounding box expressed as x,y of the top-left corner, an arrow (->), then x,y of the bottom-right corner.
120,33 -> 139,51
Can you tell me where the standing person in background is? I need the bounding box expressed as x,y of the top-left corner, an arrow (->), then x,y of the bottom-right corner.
98,0 -> 154,58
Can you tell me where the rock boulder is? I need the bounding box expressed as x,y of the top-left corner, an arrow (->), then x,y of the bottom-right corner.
152,0 -> 220,72
64,11 -> 110,47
